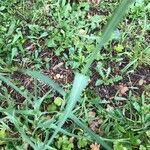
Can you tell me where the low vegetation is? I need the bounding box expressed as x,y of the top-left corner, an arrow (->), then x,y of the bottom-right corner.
0,0 -> 150,149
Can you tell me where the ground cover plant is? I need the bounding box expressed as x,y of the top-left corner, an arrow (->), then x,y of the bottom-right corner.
0,0 -> 150,149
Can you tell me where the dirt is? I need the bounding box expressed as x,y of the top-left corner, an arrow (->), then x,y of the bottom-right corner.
1,42 -> 150,105
0,49 -> 72,104
90,62 -> 150,100
1,2 -> 150,106
2,60 -> 149,109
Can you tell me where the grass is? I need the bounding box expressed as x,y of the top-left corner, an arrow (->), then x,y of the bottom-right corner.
0,0 -> 150,150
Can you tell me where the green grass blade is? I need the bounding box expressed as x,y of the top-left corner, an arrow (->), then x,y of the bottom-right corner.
24,70 -> 66,97
44,73 -> 89,149
5,111 -> 37,149
82,0 -> 134,74
50,124 -> 78,138
121,59 -> 138,73
70,113 -> 112,150
0,74 -> 28,99
34,90 -> 52,110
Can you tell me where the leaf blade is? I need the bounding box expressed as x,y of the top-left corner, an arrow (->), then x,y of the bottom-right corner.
24,70 -> 66,97
45,73 -> 89,148
82,0 -> 134,74
70,113 -> 112,150
0,74 -> 28,99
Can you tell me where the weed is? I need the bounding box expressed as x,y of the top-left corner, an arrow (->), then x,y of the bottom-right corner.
0,0 -> 149,150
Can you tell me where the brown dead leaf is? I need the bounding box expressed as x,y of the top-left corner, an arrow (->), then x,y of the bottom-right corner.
52,62 -> 64,70
90,143 -> 100,150
138,79 -> 146,86
89,119 -> 102,132
88,111 -> 96,118
118,84 -> 129,96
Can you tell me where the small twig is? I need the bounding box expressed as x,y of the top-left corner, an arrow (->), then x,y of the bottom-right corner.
52,62 -> 64,70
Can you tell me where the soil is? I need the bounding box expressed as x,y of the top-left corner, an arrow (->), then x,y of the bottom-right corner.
90,62 -> 150,100
1,1 -> 150,107
2,55 -> 149,106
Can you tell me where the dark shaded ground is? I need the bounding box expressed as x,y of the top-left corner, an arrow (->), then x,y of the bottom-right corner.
1,0 -> 149,105
2,57 -> 149,106
90,61 -> 150,100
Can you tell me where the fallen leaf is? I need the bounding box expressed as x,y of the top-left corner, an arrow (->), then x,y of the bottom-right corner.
90,143 -> 100,150
138,79 -> 146,86
52,62 -> 64,70
118,84 -> 129,96
56,74 -> 61,79
88,111 -> 96,118
89,119 -> 102,132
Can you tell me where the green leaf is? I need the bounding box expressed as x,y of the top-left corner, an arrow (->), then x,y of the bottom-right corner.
12,33 -> 22,44
112,29 -> 121,40
116,125 -> 126,133
11,47 -> 18,61
54,97 -> 63,106
96,62 -> 105,78
133,102 -> 141,112
34,90 -> 52,110
95,80 -> 104,86
47,104 -> 57,112
45,73 -> 89,148
144,47 -> 150,54
139,145 -> 146,150
91,15 -> 103,23
0,128 -> 6,145
47,39 -> 56,48
77,136 -> 88,148
114,44 -> 124,52
0,6 -> 5,11
121,59 -> 138,73
146,130 -> 150,138
70,114 -> 112,150
6,113 -> 37,149
82,0 -> 134,74
113,142 -> 128,150
40,32 -> 48,38
24,70 -> 66,97
7,20 -> 16,37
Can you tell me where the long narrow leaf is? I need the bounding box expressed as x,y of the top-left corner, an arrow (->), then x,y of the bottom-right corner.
44,73 -> 89,149
82,0 -> 134,74
70,113 -> 112,150
24,70 -> 66,97
0,74 -> 28,99
121,59 -> 137,73
34,90 -> 52,110
5,111 -> 37,149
